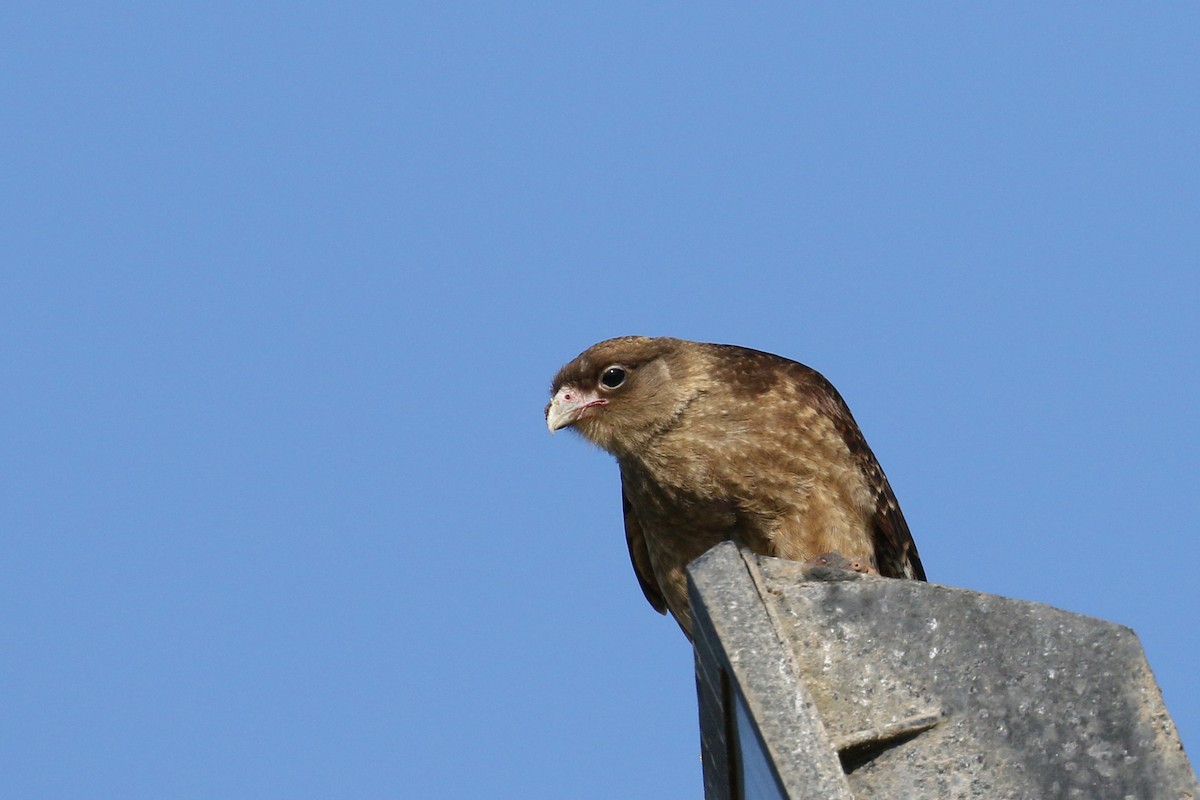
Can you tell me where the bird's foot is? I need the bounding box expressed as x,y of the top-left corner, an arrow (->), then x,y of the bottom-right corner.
804,551 -> 878,575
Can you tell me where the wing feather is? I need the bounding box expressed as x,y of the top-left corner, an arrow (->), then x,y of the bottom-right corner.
826,395 -> 927,581
621,479 -> 668,614
704,342 -> 926,581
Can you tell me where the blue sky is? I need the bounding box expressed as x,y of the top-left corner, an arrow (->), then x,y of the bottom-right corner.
3,4 -> 1198,798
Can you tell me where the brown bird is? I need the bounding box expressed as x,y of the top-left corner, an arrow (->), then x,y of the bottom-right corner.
546,336 -> 925,639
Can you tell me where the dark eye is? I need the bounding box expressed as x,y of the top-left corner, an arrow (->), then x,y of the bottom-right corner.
600,366 -> 627,389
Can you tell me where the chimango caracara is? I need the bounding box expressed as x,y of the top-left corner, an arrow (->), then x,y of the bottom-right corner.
546,336 -> 926,639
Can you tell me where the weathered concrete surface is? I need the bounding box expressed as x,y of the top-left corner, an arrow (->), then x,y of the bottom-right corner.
692,545 -> 853,800
690,541 -> 1198,799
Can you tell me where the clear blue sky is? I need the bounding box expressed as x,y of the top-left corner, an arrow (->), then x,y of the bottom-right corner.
3,4 -> 1197,798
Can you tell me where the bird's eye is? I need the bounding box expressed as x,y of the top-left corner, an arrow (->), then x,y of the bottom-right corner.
600,366 -> 627,389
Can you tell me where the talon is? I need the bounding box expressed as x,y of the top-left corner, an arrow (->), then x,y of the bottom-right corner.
805,552 -> 877,575
805,551 -> 853,570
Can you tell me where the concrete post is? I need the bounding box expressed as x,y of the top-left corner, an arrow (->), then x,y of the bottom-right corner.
690,541 -> 1198,799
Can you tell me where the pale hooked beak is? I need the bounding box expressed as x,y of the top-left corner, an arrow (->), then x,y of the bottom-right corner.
545,386 -> 607,433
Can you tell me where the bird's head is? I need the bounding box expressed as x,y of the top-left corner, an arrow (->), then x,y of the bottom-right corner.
546,336 -> 695,456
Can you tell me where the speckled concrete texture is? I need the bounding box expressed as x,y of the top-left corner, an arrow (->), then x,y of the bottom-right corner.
690,542 -> 1198,799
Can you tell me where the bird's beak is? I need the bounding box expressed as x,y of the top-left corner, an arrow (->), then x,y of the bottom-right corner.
546,386 -> 606,433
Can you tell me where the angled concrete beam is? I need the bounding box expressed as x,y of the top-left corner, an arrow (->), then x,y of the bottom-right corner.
690,541 -> 1198,799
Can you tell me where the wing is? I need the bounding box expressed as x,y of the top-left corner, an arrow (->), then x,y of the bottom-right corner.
830,403 -> 927,581
862,456 -> 926,580
621,478 -> 668,614
766,353 -> 926,581
670,341 -> 925,582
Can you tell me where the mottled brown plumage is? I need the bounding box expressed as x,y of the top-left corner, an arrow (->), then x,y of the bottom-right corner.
546,336 -> 925,639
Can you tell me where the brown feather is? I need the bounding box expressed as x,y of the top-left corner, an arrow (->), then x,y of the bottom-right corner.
621,482 -> 668,615
548,336 -> 926,639
827,403 -> 928,581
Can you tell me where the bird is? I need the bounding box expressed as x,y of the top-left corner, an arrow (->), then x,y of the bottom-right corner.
545,335 -> 925,639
